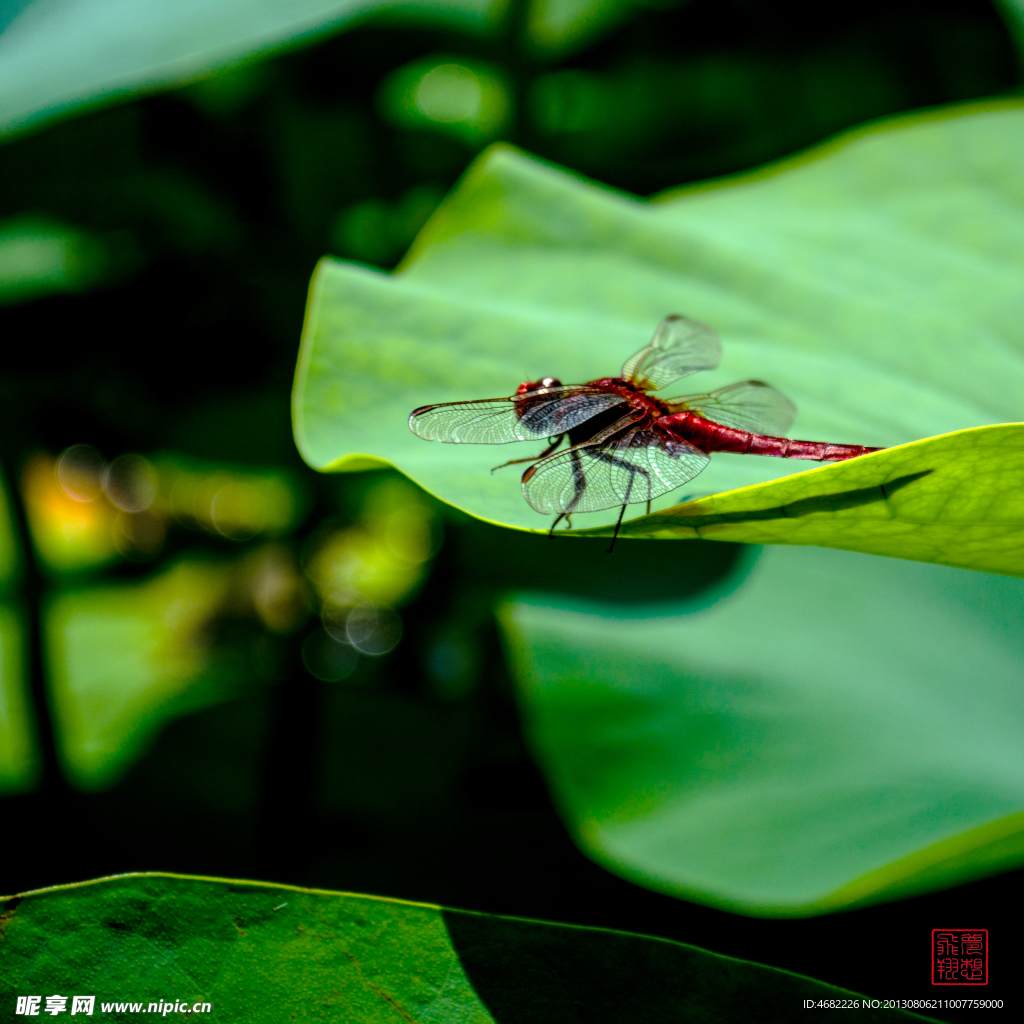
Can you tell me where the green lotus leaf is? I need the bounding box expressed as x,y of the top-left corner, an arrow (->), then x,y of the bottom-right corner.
0,872 -> 937,1022
0,476 -> 34,796
996,1 -> 1024,58
45,559 -> 246,790
526,0 -> 639,54
0,214 -> 107,303
0,602 -> 34,795
500,543 -> 1024,916
294,98 -> 1024,575
0,470 -> 18,590
0,0 -> 503,139
577,424 -> 1024,577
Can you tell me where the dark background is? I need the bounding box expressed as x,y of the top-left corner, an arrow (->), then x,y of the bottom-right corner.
1,0 -> 1020,1019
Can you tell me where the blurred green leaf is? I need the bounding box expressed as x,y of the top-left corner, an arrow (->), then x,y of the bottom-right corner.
0,471 -> 18,590
23,448 -> 306,575
0,474 -> 35,795
0,0 -> 506,139
179,60 -> 275,118
152,455 -> 307,540
45,559 -> 244,790
0,603 -> 35,795
526,0 -> 644,55
332,184 -> 444,266
501,544 -> 1024,916
306,474 -> 439,609
525,52 -> 906,185
995,1 -> 1024,64
294,99 -> 1024,574
528,67 -> 614,133
0,872 -> 935,1021
0,215 -> 106,304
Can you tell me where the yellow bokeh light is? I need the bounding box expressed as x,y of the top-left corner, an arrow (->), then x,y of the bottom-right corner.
22,453 -> 119,572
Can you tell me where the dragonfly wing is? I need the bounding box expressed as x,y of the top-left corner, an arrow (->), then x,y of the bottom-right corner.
410,398 -> 542,444
620,314 -> 721,391
522,416 -> 710,515
409,387 -> 626,444
520,388 -> 629,436
671,380 -> 797,435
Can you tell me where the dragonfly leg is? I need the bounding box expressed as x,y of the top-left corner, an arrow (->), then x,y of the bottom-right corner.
547,513 -> 573,536
606,504 -> 627,554
491,437 -> 563,474
646,499 -> 651,515
549,513 -> 567,538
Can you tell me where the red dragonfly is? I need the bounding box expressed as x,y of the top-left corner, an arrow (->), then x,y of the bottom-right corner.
409,315 -> 883,546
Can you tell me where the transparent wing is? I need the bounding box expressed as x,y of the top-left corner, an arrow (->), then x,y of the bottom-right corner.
620,314 -> 721,391
409,387 -> 627,445
522,416 -> 710,515
669,380 -> 797,436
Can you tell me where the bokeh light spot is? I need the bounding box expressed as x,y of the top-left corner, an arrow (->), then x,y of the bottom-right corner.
380,56 -> 511,144
56,444 -> 104,502
414,64 -> 484,124
25,452 -> 118,572
103,454 -> 157,512
301,629 -> 358,683
345,603 -> 402,656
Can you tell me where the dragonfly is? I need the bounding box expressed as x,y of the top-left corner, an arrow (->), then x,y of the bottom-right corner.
409,315 -> 884,548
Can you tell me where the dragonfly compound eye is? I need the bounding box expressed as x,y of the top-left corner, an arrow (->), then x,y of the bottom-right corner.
516,377 -> 563,395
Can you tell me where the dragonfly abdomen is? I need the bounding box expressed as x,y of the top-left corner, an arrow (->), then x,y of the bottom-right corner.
657,411 -> 883,462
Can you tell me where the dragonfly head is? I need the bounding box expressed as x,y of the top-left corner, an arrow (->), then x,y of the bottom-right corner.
516,377 -> 562,395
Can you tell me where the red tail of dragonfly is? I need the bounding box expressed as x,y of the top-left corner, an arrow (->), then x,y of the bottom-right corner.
409,315 -> 884,549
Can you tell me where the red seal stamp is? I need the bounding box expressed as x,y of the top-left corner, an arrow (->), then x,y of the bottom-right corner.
931,929 -> 988,985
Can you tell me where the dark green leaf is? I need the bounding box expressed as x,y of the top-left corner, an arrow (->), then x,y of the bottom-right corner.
0,872 -> 938,1022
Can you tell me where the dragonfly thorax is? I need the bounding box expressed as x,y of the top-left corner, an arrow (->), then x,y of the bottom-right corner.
586,377 -> 670,414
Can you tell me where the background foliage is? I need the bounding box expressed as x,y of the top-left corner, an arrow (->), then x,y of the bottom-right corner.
1,0 -> 1023,1018
296,108 -> 1024,572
